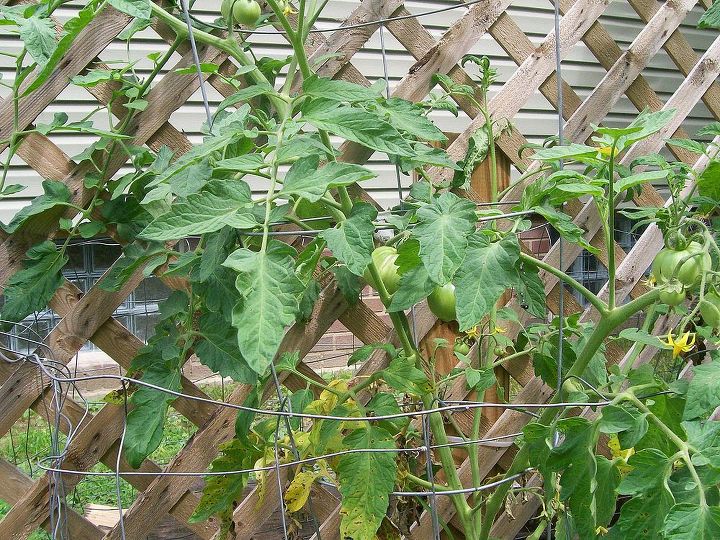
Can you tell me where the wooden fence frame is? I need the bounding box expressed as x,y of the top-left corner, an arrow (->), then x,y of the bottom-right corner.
0,0 -> 719,538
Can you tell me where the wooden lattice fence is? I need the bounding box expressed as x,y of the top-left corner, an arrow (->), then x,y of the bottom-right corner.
0,0 -> 719,538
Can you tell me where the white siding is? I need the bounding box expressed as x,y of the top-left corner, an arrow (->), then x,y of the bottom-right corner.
0,0 -> 716,218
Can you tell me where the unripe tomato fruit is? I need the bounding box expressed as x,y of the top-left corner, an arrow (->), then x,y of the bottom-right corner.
652,242 -> 710,288
428,283 -> 456,323
221,0 -> 261,25
700,291 -> 720,328
659,287 -> 686,306
454,341 -> 470,355
363,246 -> 401,294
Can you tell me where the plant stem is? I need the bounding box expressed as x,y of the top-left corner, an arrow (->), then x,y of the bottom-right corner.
519,252 -> 608,315
607,143 -> 618,310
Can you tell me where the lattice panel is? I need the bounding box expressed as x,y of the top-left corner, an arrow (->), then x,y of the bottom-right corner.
0,0 -> 718,538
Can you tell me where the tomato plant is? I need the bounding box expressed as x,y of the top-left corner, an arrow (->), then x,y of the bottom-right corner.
1,1 -> 720,539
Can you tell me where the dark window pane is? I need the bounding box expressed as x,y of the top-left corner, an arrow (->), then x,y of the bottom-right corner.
133,277 -> 171,305
92,243 -> 123,271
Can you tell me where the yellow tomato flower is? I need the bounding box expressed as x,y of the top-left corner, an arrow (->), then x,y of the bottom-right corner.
662,331 -> 696,358
491,324 -> 506,335
643,275 -> 656,287
283,4 -> 296,15
597,145 -> 613,157
465,326 -> 480,340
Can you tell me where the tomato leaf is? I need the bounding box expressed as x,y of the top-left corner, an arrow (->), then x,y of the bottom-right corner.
662,503 -> 720,539
3,180 -> 70,234
138,179 -> 255,241
124,363 -> 181,468
280,155 -> 376,202
224,241 -> 305,375
302,99 -> 415,157
22,5 -> 95,96
413,192 -> 477,284
195,312 -> 257,384
18,15 -> 56,66
618,449 -> 672,496
0,241 -> 68,326
454,234 -> 520,331
303,74 -> 380,103
697,160 -> 720,202
320,202 -> 377,276
683,360 -> 720,421
337,426 -> 397,540
599,404 -> 649,448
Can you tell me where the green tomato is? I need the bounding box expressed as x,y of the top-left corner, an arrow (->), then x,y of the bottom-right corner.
454,341 -> 470,355
652,242 -> 710,288
428,283 -> 457,323
222,0 -> 261,25
233,0 -> 261,25
363,246 -> 401,294
700,291 -> 720,328
659,287 -> 686,307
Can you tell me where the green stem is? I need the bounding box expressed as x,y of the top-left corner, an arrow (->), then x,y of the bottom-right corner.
405,472 -> 451,492
519,252 -> 608,315
607,143 -> 618,310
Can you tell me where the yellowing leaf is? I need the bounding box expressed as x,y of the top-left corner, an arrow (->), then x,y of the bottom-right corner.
284,470 -> 319,513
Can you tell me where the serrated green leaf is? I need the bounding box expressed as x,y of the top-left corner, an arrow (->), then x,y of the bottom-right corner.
412,192 -> 477,284
378,357 -> 430,396
215,83 -> 275,117
139,180 -> 255,241
683,360 -> 720,421
214,153 -> 267,174
699,0 -> 720,29
595,456 -> 621,527
374,98 -> 446,142
100,244 -> 166,292
599,404 -> 649,448
662,503 -> 720,539
280,155 -> 376,202
388,263 -> 436,312
614,170 -> 669,194
3,180 -> 70,234
684,420 -> 720,468
23,5 -> 95,96
337,426 -> 397,540
195,312 -> 257,384
124,363 -> 181,468
224,241 -> 304,374
607,489 -> 674,540
320,202 -> 377,276
516,263 -> 546,317
697,161 -> 720,202
454,234 -> 520,331
533,205 -> 598,254
666,138 -> 708,155
303,74 -> 380,103
108,0 -> 150,19
0,241 -> 68,326
19,15 -> 56,65
465,367 -> 496,393
618,449 -> 671,496
193,227 -> 234,283
331,265 -> 363,304
531,143 -> 599,161
302,99 -> 415,157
